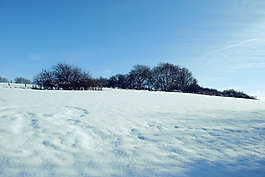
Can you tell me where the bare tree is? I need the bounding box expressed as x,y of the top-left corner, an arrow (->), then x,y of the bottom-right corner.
151,63 -> 197,92
33,69 -> 55,89
185,79 -> 199,93
34,63 -> 92,90
107,76 -> 118,88
107,74 -> 128,89
97,77 -> 108,88
116,74 -> 128,89
152,63 -> 181,91
53,63 -> 74,90
178,67 -> 197,92
14,77 -> 31,84
128,65 -> 152,90
53,63 -> 88,90
80,71 -> 94,89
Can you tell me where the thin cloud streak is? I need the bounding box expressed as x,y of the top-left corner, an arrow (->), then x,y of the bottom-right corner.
212,38 -> 258,55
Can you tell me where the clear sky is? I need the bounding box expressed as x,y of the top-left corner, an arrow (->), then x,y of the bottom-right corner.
1,0 -> 265,96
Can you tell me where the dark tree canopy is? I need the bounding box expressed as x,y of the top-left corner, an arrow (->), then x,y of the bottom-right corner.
53,63 -> 82,90
116,74 -> 128,89
107,74 -> 128,89
128,65 -> 152,90
14,77 -> 31,84
104,63 -> 198,93
97,77 -> 108,88
221,89 -> 254,99
33,63 -> 94,90
178,67 -> 197,92
151,63 -> 197,92
33,69 -> 55,90
152,63 -> 180,91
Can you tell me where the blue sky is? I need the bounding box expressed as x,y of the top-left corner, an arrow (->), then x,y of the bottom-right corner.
1,0 -> 265,96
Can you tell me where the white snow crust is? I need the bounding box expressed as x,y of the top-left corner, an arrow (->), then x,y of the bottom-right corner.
0,87 -> 265,177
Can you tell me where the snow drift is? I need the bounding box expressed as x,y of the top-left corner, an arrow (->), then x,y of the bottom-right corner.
0,87 -> 264,177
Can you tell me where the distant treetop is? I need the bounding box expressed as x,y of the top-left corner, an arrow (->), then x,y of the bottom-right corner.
14,77 -> 31,84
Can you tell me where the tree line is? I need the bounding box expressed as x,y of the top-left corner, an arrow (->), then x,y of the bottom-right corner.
31,63 -> 255,99
32,63 -> 198,92
106,63 -> 198,92
0,62 -> 256,99
0,75 -> 31,84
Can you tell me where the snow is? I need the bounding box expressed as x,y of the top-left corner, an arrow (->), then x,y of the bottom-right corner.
0,87 -> 265,177
0,83 -> 34,89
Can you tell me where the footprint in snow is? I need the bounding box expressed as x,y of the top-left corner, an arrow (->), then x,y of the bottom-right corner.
31,119 -> 39,129
42,140 -> 61,151
27,112 -> 36,117
43,113 -> 52,118
138,135 -> 148,141
130,128 -> 138,134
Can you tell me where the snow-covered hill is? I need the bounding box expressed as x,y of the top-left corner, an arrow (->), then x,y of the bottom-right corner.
0,88 -> 265,177
0,82 -> 34,89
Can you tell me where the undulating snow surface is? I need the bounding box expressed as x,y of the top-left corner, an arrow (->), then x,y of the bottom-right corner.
0,87 -> 265,177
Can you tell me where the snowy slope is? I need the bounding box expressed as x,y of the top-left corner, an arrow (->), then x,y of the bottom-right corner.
0,82 -> 34,89
0,88 -> 265,177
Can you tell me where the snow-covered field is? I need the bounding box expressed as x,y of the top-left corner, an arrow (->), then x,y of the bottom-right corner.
0,87 -> 265,177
